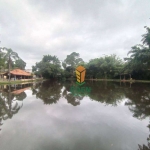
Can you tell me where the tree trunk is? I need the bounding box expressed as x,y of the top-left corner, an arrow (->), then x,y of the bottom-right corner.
8,55 -> 11,82
104,72 -> 107,79
8,85 -> 12,115
130,82 -> 132,88
120,74 -> 121,80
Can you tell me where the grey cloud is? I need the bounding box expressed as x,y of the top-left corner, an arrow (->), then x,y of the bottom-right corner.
0,0 -> 150,68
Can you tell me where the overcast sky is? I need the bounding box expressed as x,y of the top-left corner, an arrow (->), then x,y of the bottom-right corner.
0,0 -> 150,69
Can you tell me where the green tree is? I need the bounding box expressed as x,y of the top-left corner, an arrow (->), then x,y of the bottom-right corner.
15,58 -> 26,70
32,55 -> 61,79
64,52 -> 84,68
63,52 -> 84,78
142,26 -> 150,49
86,55 -> 124,79
0,51 -> 5,72
124,27 -> 150,80
0,47 -> 20,81
124,46 -> 150,79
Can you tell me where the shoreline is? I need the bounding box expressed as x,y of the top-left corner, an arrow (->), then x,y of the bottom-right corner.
67,78 -> 150,83
85,79 -> 150,83
1,78 -> 150,84
0,78 -> 45,85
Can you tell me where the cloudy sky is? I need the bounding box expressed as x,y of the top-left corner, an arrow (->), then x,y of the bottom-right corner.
0,0 -> 150,68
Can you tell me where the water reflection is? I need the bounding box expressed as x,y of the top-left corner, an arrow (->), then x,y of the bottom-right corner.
33,81 -> 150,149
62,81 -> 84,106
86,81 -> 125,105
124,84 -> 150,119
32,81 -> 63,105
2,81 -> 148,118
0,83 -> 32,131
0,81 -> 150,149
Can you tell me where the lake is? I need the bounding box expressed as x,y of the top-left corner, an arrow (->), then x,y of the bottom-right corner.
0,81 -> 149,150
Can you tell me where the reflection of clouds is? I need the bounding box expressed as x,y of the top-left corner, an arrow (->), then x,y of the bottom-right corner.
0,95 -> 148,150
117,98 -> 128,106
24,90 -> 33,97
0,82 -> 150,149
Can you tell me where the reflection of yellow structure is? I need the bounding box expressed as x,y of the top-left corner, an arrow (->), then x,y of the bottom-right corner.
76,66 -> 86,85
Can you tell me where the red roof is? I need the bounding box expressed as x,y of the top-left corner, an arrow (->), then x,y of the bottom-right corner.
11,87 -> 30,95
10,69 -> 32,76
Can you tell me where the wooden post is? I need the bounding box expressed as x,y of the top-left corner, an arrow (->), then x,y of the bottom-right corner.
129,74 -> 131,80
130,82 -> 132,88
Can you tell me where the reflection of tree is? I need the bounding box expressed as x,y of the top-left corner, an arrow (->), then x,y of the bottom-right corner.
0,84 -> 30,131
62,81 -> 127,106
32,81 -> 62,105
138,118 -> 150,149
125,84 -> 150,120
138,144 -> 150,150
86,81 -> 125,106
15,92 -> 27,101
62,81 -> 84,106
123,83 -> 150,149
138,122 -> 150,150
65,94 -> 80,106
64,92 -> 84,106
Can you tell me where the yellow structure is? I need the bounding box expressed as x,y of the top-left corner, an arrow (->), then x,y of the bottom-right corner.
76,66 -> 86,85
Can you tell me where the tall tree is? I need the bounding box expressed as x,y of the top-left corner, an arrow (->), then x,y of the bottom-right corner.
86,55 -> 124,79
0,47 -> 20,81
32,55 -> 61,79
124,46 -> 150,78
142,26 -> 150,49
63,52 -> 84,78
124,26 -> 150,80
64,52 -> 84,68
15,58 -> 26,70
0,51 -> 5,72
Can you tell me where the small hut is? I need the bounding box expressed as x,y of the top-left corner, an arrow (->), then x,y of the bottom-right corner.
0,69 -> 32,80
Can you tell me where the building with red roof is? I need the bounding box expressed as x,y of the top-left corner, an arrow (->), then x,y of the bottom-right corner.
0,69 -> 33,80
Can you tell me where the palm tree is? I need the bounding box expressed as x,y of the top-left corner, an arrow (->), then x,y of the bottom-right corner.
142,26 -> 150,49
125,45 -> 149,71
1,47 -> 20,81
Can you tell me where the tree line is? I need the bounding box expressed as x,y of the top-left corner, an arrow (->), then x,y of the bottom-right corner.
32,26 -> 150,80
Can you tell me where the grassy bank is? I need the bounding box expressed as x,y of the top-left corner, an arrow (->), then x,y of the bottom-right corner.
67,78 -> 150,83
86,79 -> 150,83
0,78 -> 45,85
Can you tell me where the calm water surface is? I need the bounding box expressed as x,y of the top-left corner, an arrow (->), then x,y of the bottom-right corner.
0,81 -> 149,150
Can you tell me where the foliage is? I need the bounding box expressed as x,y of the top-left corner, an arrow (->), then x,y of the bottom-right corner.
63,52 -> 84,68
31,81 -> 62,104
62,52 -> 84,79
86,54 -> 124,79
15,59 -> 26,70
124,26 -> 150,80
0,47 -> 26,71
32,55 -> 61,79
142,26 -> 150,49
